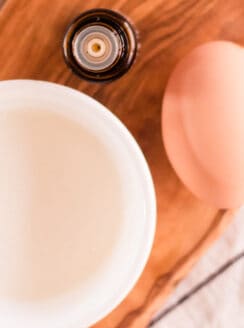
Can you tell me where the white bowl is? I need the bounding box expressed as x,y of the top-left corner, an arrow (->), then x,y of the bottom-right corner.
0,80 -> 156,328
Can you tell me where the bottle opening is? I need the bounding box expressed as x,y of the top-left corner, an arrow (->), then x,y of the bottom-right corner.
63,9 -> 137,82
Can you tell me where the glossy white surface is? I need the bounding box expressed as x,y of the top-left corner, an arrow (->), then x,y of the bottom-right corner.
0,80 -> 156,328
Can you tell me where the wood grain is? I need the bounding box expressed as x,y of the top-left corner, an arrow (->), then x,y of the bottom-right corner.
0,0 -> 242,327
0,0 -> 5,9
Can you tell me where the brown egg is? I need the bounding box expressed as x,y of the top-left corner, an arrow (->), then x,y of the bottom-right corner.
162,41 -> 244,209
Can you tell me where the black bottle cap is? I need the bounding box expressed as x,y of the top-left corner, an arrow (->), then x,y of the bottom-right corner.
63,9 -> 137,82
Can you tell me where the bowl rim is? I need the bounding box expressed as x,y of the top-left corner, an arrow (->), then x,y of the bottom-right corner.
0,79 -> 156,328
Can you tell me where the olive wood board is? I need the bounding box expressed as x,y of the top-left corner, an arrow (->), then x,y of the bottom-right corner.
0,0 -> 241,327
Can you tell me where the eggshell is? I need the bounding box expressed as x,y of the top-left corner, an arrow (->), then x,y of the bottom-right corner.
162,41 -> 244,208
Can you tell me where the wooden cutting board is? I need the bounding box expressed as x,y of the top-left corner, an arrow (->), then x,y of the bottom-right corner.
0,0 -> 242,327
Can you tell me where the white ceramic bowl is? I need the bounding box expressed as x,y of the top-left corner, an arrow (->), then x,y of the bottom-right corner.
0,80 -> 156,328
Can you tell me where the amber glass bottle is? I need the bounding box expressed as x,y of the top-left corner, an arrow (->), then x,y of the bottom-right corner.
63,8 -> 137,82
